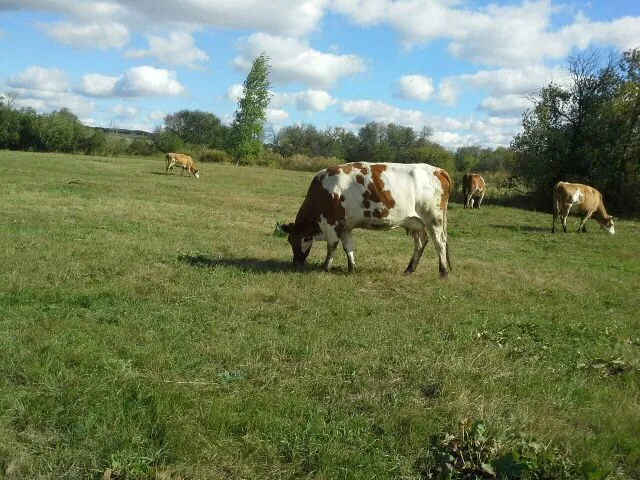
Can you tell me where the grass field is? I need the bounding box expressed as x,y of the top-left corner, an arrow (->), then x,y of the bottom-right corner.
1,150 -> 639,479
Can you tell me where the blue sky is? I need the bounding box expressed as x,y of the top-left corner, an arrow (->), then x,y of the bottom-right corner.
1,0 -> 639,149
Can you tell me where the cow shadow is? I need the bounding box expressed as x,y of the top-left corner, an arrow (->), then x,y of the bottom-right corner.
490,224 -> 550,233
178,253 -> 295,273
150,171 -> 167,176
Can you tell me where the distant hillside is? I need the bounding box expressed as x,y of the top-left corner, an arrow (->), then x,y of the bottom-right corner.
91,126 -> 152,137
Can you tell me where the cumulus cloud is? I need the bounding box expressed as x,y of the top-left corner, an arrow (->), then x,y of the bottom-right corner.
125,31 -> 209,69
226,84 -> 244,103
234,33 -> 366,88
393,75 -> 435,101
0,0 -> 327,37
228,84 -> 337,112
6,67 -> 96,116
266,108 -> 289,124
339,98 -> 522,148
437,64 -> 567,115
77,66 -> 186,97
332,0 -> 640,67
7,66 -> 69,92
271,89 -> 337,111
38,21 -> 129,49
111,104 -> 138,117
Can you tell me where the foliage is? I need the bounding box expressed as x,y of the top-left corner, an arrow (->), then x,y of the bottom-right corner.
415,419 -> 588,479
81,128 -> 108,155
228,53 -> 272,161
163,109 -> 228,149
126,137 -> 155,156
196,148 -> 232,164
512,47 -> 640,213
151,127 -> 184,154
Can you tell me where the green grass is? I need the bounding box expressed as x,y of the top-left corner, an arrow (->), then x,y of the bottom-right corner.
1,150 -> 639,479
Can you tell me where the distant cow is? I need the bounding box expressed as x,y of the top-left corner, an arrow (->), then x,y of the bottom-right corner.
552,181 -> 615,234
462,173 -> 486,209
281,162 -> 453,277
165,153 -> 200,178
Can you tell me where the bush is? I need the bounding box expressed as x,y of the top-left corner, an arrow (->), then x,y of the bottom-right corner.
126,138 -> 155,156
277,154 -> 342,172
197,148 -> 231,164
104,136 -> 128,157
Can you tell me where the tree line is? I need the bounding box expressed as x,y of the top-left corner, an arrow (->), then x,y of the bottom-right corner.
1,48 -> 638,213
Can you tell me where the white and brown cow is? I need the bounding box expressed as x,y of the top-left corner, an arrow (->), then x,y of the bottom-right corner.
552,181 -> 615,234
165,153 -> 200,178
462,173 -> 486,209
281,162 -> 453,277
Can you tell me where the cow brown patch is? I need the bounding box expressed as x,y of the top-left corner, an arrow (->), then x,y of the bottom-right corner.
359,164 -> 395,218
364,211 -> 371,218
356,175 -> 365,185
292,176 -> 346,236
434,169 -> 451,211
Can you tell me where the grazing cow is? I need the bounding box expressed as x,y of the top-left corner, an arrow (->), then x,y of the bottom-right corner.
165,153 -> 200,178
552,181 -> 615,234
281,162 -> 453,277
462,173 -> 486,209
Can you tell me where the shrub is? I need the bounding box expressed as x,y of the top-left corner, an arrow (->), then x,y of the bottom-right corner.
278,154 -> 342,172
197,148 -> 231,164
126,138 -> 155,156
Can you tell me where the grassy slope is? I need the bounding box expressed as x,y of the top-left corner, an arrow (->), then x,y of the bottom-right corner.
0,151 -> 639,478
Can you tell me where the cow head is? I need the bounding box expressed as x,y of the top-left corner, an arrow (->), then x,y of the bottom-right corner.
602,216 -> 615,234
281,223 -> 313,268
192,168 -> 200,179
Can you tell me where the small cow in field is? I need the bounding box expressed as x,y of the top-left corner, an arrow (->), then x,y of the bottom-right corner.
165,153 -> 200,178
281,162 -> 453,277
462,173 -> 485,209
552,181 -> 615,234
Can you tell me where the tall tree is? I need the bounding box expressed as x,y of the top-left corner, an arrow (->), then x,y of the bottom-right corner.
228,53 -> 271,163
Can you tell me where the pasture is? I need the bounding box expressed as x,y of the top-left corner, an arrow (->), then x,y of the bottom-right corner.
1,150 -> 639,479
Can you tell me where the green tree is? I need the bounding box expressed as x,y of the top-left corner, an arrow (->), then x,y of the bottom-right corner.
163,109 -> 227,148
228,53 -> 271,163
512,47 -> 640,213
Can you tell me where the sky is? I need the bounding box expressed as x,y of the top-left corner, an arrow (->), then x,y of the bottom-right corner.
0,0 -> 639,150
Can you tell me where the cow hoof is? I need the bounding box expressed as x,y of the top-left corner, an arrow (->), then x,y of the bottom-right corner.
403,268 -> 414,275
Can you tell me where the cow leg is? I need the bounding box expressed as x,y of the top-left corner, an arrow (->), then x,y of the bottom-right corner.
340,231 -> 356,273
404,229 -> 429,275
323,241 -> 339,272
577,212 -> 592,233
476,191 -> 485,209
426,221 -> 449,278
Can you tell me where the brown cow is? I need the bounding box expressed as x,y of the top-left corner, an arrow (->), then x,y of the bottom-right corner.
281,162 -> 452,277
552,181 -> 615,234
165,153 -> 200,178
462,173 -> 485,209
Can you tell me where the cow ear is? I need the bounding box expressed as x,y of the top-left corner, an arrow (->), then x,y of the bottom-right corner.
280,223 -> 296,234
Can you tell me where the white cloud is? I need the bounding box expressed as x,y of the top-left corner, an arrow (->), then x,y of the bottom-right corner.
77,66 -> 186,97
227,84 -> 244,103
339,98 -> 523,148
266,108 -> 289,124
234,33 -> 366,88
38,21 -> 129,49
7,66 -> 69,92
271,89 -> 336,111
332,0 -> 640,67
438,64 -> 567,111
1,0 -> 327,37
78,74 -> 119,97
111,104 -> 138,117
340,100 -> 424,126
394,75 -> 434,101
148,110 -> 165,121
125,31 -> 209,69
478,95 -> 534,116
